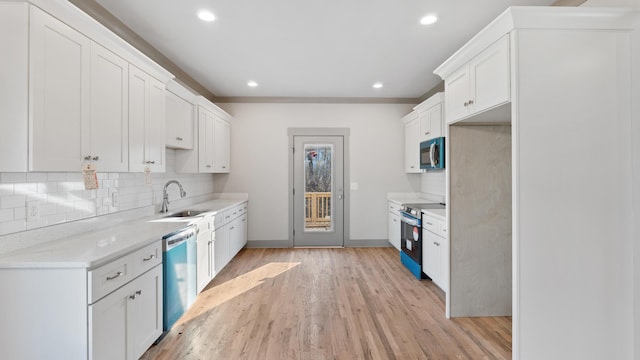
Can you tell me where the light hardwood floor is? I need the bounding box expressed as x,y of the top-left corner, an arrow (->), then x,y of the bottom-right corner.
142,248 -> 511,360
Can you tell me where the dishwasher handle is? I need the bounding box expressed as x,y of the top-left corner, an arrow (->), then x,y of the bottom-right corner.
163,225 -> 196,250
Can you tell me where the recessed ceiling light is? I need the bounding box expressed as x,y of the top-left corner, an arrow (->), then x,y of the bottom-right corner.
420,14 -> 438,25
247,81 -> 258,87
373,82 -> 383,89
197,10 -> 216,22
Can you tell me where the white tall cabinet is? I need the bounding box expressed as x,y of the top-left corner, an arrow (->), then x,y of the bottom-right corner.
434,7 -> 638,360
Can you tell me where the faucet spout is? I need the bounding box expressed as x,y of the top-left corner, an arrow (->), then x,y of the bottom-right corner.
161,180 -> 187,213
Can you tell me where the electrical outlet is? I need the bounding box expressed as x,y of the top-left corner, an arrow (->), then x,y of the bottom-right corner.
26,201 -> 39,221
111,192 -> 119,207
350,182 -> 359,190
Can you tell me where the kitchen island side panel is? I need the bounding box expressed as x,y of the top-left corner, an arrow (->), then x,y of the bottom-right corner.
0,268 -> 88,360
514,29 -> 633,360
449,124 -> 512,317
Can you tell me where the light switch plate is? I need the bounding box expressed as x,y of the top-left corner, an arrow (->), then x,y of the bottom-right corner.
350,182 -> 358,190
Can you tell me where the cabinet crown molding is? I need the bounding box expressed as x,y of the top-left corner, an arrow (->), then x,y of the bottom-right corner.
413,92 -> 444,113
194,95 -> 232,121
433,6 -> 639,79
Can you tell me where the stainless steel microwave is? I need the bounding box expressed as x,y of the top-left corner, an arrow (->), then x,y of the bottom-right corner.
420,137 -> 445,170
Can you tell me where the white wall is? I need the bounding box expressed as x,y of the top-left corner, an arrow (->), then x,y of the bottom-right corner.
215,102 -> 419,244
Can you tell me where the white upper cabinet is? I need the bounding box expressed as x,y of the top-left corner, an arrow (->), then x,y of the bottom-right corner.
1,2 -> 173,173
165,81 -> 195,150
414,92 -> 444,142
129,64 -> 166,172
443,35 -> 510,124
89,43 -> 129,172
29,5 -> 90,172
403,112 -> 421,173
176,96 -> 232,174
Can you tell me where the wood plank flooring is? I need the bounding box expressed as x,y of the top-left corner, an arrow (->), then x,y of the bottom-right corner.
142,248 -> 511,360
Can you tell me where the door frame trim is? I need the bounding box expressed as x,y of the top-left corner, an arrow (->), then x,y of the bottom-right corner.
287,128 -> 350,247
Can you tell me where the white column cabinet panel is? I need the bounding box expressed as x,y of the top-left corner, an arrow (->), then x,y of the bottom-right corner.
129,64 -> 166,172
213,116 -> 231,173
29,5 -> 90,171
89,43 -> 129,172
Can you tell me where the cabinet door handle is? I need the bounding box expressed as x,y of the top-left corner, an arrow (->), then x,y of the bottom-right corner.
464,102 -> 469,107
206,165 -> 212,168
230,227 -> 235,230
84,155 -> 91,161
129,294 -> 136,300
146,160 -> 156,164
468,99 -> 474,105
106,271 -> 124,281
393,219 -> 397,222
222,166 -> 227,169
425,131 -> 430,135
410,166 -> 415,169
176,137 -> 183,141
136,290 -> 142,296
142,254 -> 156,262
92,156 -> 99,161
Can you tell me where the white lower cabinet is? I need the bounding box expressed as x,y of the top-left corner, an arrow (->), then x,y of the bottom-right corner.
387,202 -> 401,250
89,264 -> 162,360
212,202 -> 248,275
422,213 -> 447,291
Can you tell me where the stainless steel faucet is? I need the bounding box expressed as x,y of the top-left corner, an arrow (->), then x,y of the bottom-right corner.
161,180 -> 187,213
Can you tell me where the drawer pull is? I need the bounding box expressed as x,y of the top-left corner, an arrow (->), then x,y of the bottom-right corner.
426,222 -> 433,226
106,271 -> 124,281
176,137 -> 183,141
142,254 -> 156,262
129,290 -> 142,300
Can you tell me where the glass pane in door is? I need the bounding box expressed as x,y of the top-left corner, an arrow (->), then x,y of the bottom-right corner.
304,144 -> 333,232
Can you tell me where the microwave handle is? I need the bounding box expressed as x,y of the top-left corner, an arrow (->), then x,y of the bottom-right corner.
430,142 -> 435,167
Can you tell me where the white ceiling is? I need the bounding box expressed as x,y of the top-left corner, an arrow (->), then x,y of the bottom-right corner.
94,0 -> 558,100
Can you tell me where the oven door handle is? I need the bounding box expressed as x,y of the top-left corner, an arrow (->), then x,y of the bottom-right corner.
400,214 -> 420,227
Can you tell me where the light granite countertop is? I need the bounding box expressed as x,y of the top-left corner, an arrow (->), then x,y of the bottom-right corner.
0,198 -> 248,269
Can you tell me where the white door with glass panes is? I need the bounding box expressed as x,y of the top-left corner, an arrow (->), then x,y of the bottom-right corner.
292,135 -> 345,247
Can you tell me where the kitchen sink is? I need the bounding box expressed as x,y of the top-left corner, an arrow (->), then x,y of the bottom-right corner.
164,210 -> 208,218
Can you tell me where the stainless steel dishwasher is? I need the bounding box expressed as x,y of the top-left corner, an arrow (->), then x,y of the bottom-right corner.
162,224 -> 197,332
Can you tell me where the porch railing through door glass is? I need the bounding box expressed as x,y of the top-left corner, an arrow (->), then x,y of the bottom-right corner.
305,192 -> 331,228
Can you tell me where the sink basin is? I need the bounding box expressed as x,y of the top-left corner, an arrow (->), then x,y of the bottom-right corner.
164,210 -> 208,218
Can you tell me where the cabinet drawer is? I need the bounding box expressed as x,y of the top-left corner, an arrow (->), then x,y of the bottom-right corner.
88,254 -> 132,304
131,241 -> 162,276
422,215 -> 439,233
388,202 -> 401,213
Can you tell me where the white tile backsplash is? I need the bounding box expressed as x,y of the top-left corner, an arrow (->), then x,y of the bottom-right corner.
421,170 -> 446,199
0,149 -> 215,238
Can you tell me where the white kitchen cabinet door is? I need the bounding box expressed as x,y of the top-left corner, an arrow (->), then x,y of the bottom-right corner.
213,116 -> 231,173
213,226 -> 230,274
240,213 -> 248,249
89,281 -> 129,360
418,103 -> 443,142
30,5 -> 90,171
90,43 -> 129,172
165,90 -> 194,149
404,115 -> 421,173
469,35 -> 510,116
228,217 -> 240,258
198,107 -> 215,173
444,65 -> 471,124
129,265 -> 162,359
0,3 -> 28,172
422,228 -> 442,288
388,211 -> 401,251
129,64 -> 166,172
